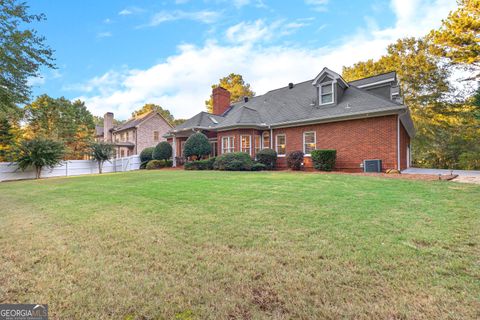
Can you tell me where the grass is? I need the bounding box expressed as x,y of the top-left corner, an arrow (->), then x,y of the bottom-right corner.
0,170 -> 479,319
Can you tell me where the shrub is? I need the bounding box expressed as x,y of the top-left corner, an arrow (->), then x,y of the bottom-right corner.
146,160 -> 165,170
140,147 -> 154,163
213,152 -> 253,171
185,157 -> 215,170
311,149 -> 337,171
16,138 -> 65,179
90,142 -> 115,174
251,163 -> 267,171
184,133 -> 211,159
164,159 -> 173,167
153,141 -> 172,161
287,150 -> 304,170
255,148 -> 277,169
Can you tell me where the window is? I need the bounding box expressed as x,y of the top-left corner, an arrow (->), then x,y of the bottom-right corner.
320,82 -> 334,105
120,149 -> 125,157
222,136 -> 235,154
262,132 -> 270,149
276,134 -> 286,156
126,131 -> 129,141
254,135 -> 261,154
153,131 -> 159,142
240,135 -> 251,155
303,131 -> 316,155
121,132 -> 125,141
180,140 -> 185,156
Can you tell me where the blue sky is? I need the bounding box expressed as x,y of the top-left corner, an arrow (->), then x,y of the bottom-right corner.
28,0 -> 456,120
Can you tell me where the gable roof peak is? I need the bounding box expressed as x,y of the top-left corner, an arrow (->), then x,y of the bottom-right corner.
312,67 -> 349,87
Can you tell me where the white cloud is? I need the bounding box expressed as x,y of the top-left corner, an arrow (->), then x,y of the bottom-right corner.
305,0 -> 329,12
118,7 -> 144,16
97,31 -> 112,38
144,10 -> 220,27
225,18 -> 310,44
72,0 -> 457,120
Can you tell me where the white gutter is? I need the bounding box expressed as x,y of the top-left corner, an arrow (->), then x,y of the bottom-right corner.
397,115 -> 401,171
357,78 -> 395,88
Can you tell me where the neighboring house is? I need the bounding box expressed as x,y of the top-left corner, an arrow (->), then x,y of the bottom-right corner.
96,111 -> 172,158
166,68 -> 415,172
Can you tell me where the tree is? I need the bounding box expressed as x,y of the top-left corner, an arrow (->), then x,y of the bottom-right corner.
0,0 -> 55,109
90,142 -> 115,174
0,116 -> 18,161
153,141 -> 172,161
131,104 -> 174,124
16,138 -> 64,179
183,132 -> 211,160
24,95 -> 95,159
430,0 -> 480,76
205,73 -> 255,113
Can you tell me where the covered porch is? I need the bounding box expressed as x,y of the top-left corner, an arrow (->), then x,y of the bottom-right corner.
167,129 -> 218,167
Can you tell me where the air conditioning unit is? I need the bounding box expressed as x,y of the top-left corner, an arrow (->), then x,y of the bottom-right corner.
363,159 -> 382,173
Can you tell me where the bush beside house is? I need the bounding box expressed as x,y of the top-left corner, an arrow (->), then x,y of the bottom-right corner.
146,159 -> 172,170
184,158 -> 216,170
255,149 -> 277,170
153,141 -> 172,161
311,150 -> 337,171
213,152 -> 254,171
140,147 -> 155,169
184,133 -> 211,160
287,151 -> 304,170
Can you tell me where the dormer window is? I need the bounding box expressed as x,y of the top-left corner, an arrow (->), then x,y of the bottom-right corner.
320,82 -> 334,105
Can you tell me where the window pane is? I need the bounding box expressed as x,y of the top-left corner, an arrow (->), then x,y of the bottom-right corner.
254,135 -> 261,153
321,93 -> 333,104
241,135 -> 251,154
322,83 -> 332,94
276,135 -> 286,155
263,132 -> 270,149
304,132 -> 315,143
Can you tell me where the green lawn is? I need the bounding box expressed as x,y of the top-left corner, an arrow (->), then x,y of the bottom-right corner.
0,171 -> 479,319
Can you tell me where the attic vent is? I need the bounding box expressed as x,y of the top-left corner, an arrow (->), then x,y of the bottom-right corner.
209,116 -> 218,124
288,83 -> 294,89
244,97 -> 249,102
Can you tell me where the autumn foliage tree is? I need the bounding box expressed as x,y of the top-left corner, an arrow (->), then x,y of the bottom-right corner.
205,73 -> 255,113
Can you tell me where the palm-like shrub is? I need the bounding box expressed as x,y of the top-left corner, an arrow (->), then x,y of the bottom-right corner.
153,141 -> 172,161
184,133 -> 211,160
16,138 -> 65,179
90,142 -> 115,174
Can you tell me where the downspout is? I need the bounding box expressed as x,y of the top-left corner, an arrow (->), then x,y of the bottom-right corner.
269,126 -> 273,149
172,134 -> 177,167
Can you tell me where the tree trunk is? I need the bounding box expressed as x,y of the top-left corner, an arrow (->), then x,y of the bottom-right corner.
35,166 -> 42,179
98,161 -> 103,174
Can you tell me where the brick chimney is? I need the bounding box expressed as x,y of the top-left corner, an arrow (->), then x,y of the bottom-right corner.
103,112 -> 114,142
212,87 -> 231,115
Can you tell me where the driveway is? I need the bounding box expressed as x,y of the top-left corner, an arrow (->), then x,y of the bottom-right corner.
402,168 -> 480,184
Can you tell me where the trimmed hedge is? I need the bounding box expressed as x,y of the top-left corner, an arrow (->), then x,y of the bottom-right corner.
287,150 -> 304,170
145,159 -> 173,170
251,163 -> 267,171
213,152 -> 253,171
184,132 -> 211,159
153,141 -> 172,161
140,147 -> 155,169
255,149 -> 277,170
311,149 -> 336,171
184,157 -> 216,170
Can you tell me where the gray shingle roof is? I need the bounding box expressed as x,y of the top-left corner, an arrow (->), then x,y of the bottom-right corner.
170,69 -> 414,137
348,71 -> 396,87
172,111 -> 224,131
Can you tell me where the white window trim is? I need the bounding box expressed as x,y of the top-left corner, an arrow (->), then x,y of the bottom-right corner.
276,134 -> 286,157
262,131 -> 270,149
254,135 -> 261,153
319,81 -> 335,105
222,136 -> 235,154
240,135 -> 252,155
303,131 -> 316,156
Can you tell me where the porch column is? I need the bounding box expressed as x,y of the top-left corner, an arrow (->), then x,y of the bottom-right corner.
172,134 -> 177,167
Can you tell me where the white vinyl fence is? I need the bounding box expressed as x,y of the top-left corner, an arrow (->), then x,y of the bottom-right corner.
0,155 -> 141,182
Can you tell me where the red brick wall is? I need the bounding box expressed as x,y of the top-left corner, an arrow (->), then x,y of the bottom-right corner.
270,115 -> 399,171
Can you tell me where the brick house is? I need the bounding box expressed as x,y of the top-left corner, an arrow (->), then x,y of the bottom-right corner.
166,68 -> 415,172
96,111 -> 172,158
